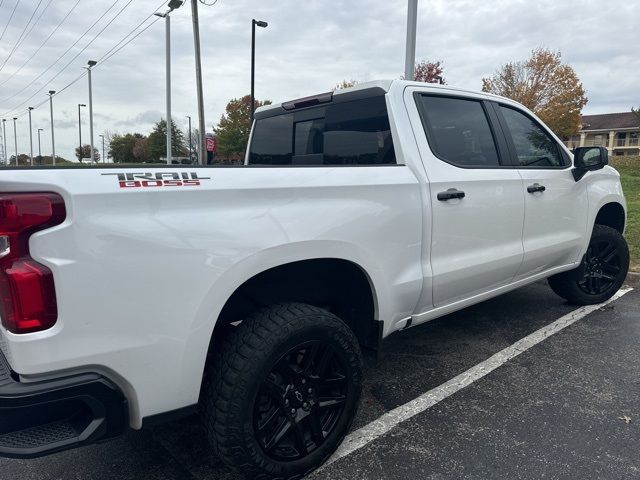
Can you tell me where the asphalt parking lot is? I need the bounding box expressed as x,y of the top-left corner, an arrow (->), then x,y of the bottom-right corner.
2,281 -> 638,480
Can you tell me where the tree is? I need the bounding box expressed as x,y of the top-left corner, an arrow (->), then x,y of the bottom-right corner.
482,48 -> 587,138
109,133 -> 146,163
333,79 -> 358,91
214,95 -> 271,162
407,60 -> 445,84
75,144 -> 100,162
146,119 -> 186,162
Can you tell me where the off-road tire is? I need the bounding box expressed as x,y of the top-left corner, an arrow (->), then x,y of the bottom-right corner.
200,302 -> 362,479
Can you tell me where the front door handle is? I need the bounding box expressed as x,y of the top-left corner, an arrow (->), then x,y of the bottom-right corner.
527,183 -> 546,193
437,188 -> 466,201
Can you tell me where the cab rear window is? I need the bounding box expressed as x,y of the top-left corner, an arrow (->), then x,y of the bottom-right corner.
248,96 -> 396,166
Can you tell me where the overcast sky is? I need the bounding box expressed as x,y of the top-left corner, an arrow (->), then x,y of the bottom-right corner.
0,0 -> 638,161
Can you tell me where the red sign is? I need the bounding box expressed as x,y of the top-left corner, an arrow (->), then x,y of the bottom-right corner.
206,137 -> 217,152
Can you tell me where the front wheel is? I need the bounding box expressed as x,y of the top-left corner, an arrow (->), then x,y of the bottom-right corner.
548,224 -> 629,305
201,303 -> 362,479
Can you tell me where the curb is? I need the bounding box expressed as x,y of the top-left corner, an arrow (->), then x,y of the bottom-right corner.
625,271 -> 640,288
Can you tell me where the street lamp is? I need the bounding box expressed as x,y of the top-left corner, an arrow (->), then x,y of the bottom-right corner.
99,134 -> 105,163
28,107 -> 34,166
37,128 -> 44,165
12,117 -> 17,166
86,60 -> 97,163
251,19 -> 268,122
48,90 -> 56,165
186,115 -> 192,162
1,119 -> 6,165
155,1 -> 185,165
78,103 -> 86,162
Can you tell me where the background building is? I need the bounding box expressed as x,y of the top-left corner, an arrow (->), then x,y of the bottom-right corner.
565,112 -> 640,156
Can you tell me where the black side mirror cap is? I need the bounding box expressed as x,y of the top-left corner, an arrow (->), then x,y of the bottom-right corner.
572,146 -> 608,181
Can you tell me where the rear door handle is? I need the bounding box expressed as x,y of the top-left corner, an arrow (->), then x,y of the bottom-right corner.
527,183 -> 546,193
437,188 -> 466,201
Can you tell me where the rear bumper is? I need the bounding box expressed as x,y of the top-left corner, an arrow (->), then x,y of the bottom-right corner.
0,350 -> 128,458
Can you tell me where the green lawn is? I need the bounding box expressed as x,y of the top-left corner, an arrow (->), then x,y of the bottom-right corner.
612,156 -> 640,271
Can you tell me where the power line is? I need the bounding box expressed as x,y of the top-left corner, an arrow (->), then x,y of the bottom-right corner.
0,0 -> 82,88
0,0 -> 123,107
0,0 -> 22,43
0,0 -> 46,72
0,0 -> 55,73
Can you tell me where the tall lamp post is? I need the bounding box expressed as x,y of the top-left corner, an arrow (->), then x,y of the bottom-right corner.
99,134 -> 105,163
155,1 -> 185,165
48,90 -> 56,165
77,103 -> 86,162
404,0 -> 418,81
37,128 -> 44,165
2,119 -> 6,165
250,19 -> 268,122
191,0 -> 206,165
186,115 -> 192,162
85,60 -> 97,163
12,118 -> 18,166
27,107 -> 34,166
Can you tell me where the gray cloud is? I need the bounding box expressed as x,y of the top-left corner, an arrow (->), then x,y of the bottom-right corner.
0,0 -> 638,161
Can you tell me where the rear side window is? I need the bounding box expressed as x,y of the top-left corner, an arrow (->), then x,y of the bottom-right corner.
499,106 -> 565,168
248,96 -> 396,166
417,95 -> 501,167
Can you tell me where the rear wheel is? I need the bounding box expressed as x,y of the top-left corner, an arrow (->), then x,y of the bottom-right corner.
201,303 -> 362,479
548,224 -> 629,305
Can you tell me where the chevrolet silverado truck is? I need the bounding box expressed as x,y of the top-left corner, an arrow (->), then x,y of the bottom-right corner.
0,80 -> 629,479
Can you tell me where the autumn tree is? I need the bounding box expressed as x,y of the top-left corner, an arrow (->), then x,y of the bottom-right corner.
147,119 -> 186,162
482,48 -> 587,138
407,60 -> 445,84
109,133 -> 146,163
333,79 -> 358,91
75,144 -> 101,162
214,95 -> 271,162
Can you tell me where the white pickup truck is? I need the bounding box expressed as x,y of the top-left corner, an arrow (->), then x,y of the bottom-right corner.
0,80 -> 629,479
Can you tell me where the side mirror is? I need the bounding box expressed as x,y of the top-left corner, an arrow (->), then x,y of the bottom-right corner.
572,146 -> 608,181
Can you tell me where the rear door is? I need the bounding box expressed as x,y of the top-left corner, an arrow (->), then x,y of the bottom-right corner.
492,103 -> 588,279
409,91 -> 525,307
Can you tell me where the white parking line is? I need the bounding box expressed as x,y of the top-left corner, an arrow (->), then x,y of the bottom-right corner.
324,287 -> 633,468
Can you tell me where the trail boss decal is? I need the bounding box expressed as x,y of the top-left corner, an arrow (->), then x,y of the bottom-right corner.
102,172 -> 210,188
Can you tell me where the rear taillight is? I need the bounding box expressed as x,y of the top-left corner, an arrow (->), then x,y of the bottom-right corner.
0,193 -> 66,334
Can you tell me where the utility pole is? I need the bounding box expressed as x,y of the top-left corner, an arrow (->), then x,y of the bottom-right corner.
86,60 -> 97,163
191,0 -> 206,165
28,107 -> 34,166
404,0 -> 418,81
186,115 -> 192,162
99,134 -> 105,163
251,19 -> 268,122
12,117 -> 18,166
48,90 -> 56,165
37,128 -> 44,165
77,103 -> 86,162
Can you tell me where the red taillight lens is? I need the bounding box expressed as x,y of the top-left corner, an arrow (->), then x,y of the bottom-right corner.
0,193 -> 66,334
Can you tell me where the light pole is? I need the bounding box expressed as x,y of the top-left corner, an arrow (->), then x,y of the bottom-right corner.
77,103 -> 86,162
12,117 -> 18,166
1,119 -> 6,165
86,60 -> 97,163
37,128 -> 44,165
156,1 -> 184,165
404,0 -> 418,81
48,90 -> 56,165
186,115 -> 192,162
251,19 -> 268,122
191,0 -> 206,165
99,134 -> 105,163
28,107 -> 34,166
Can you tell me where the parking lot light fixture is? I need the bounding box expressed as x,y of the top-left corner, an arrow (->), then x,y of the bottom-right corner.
48,90 -> 56,165
251,19 -> 268,121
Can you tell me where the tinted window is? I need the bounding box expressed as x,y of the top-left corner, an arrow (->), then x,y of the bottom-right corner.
248,96 -> 396,165
418,95 -> 500,167
499,106 -> 565,167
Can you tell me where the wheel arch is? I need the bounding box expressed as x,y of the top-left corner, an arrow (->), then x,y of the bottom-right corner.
594,202 -> 626,234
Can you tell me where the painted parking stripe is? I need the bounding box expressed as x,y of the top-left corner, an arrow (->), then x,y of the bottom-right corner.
323,287 -> 633,468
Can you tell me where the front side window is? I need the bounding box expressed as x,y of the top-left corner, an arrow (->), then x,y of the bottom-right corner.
417,95 -> 501,167
499,106 -> 565,168
248,96 -> 396,166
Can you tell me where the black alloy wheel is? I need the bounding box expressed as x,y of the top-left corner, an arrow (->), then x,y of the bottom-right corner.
254,341 -> 348,460
577,239 -> 622,295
